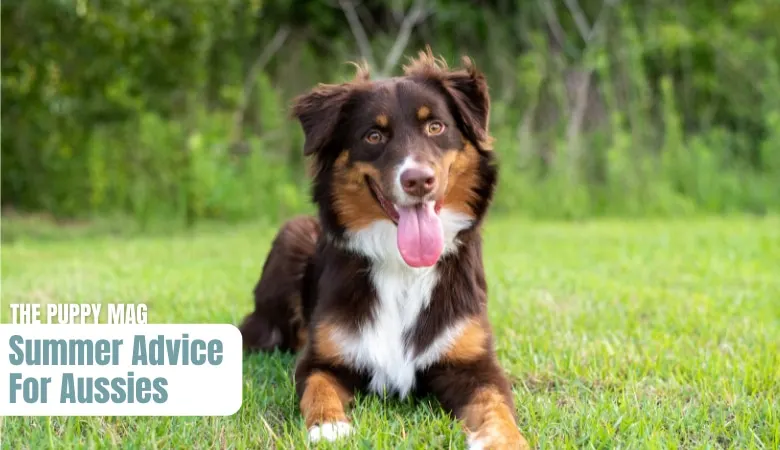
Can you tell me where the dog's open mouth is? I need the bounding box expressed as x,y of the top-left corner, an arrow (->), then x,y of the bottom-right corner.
366,177 -> 443,223
366,176 -> 445,268
366,177 -> 400,223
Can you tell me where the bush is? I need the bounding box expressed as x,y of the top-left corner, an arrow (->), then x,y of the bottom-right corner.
2,0 -> 779,227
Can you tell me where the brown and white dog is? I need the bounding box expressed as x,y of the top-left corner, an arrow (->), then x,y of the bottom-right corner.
239,48 -> 529,449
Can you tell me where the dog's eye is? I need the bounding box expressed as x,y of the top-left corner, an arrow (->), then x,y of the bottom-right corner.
426,121 -> 445,136
365,130 -> 384,144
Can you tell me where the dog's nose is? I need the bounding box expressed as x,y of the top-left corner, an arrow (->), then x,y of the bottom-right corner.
400,166 -> 437,197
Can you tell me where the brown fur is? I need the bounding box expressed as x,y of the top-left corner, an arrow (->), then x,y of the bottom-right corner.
462,387 -> 529,449
312,322 -> 344,365
239,216 -> 319,352
239,47 -> 527,447
442,317 -> 488,363
443,141 -> 483,216
403,48 -> 494,151
300,371 -> 353,428
332,150 -> 387,230
417,105 -> 431,120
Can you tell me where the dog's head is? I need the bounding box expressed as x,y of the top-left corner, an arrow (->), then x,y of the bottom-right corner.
292,48 -> 497,268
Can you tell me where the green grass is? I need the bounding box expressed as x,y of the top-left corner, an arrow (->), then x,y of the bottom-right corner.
2,215 -> 779,449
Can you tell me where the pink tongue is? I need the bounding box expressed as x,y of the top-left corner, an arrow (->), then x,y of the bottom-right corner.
396,202 -> 444,267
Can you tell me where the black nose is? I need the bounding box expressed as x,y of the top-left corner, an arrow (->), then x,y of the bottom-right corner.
400,166 -> 437,197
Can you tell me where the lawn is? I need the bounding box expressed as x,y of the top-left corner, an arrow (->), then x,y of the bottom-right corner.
1,215 -> 779,449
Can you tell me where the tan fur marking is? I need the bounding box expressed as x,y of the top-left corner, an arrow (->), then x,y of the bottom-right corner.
402,46 -> 495,152
313,322 -> 343,364
442,142 -> 481,216
462,387 -> 529,449
332,150 -> 388,230
296,326 -> 309,351
300,371 -> 353,428
417,106 -> 431,120
442,318 -> 487,363
375,114 -> 388,127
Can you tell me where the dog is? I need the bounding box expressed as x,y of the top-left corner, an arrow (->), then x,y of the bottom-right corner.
239,48 -> 529,449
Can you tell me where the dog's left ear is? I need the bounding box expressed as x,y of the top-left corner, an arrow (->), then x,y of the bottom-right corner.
405,50 -> 491,149
441,56 -> 491,148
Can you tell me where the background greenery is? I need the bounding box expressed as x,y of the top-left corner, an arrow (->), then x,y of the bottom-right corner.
3,3 -> 779,448
3,0 -> 780,228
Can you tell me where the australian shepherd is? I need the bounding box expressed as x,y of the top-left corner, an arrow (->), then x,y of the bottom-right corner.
239,48 -> 528,449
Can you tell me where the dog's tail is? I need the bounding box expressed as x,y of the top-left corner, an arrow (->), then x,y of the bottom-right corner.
239,215 -> 320,353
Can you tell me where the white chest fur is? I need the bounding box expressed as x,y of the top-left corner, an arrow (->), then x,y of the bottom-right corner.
336,208 -> 473,398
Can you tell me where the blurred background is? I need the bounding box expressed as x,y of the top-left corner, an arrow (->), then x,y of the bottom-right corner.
3,0 -> 779,234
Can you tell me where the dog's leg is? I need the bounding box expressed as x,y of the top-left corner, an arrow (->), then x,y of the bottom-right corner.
459,382 -> 529,450
424,356 -> 529,449
239,216 -> 320,352
295,368 -> 354,442
294,337 -> 361,444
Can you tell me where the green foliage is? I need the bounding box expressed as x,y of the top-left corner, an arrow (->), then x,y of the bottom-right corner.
2,0 -> 779,225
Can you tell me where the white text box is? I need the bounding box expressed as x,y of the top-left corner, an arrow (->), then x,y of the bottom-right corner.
0,324 -> 243,416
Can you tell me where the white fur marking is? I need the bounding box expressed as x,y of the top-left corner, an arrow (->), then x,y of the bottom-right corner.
467,435 -> 487,450
337,207 -> 475,398
393,156 -> 419,205
345,207 -> 473,263
308,421 -> 353,443
439,208 -> 474,251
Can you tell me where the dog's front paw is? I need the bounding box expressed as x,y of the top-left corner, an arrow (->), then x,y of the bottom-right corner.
308,421 -> 353,443
467,435 -> 485,450
467,429 -> 529,450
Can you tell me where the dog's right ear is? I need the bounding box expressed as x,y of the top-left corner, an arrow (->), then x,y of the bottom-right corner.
291,84 -> 353,157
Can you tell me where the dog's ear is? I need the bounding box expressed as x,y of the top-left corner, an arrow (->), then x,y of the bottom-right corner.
404,49 -> 491,149
442,56 -> 490,148
291,84 -> 353,156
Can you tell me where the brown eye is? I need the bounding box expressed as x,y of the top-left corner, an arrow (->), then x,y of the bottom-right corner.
365,130 -> 383,144
426,121 -> 445,136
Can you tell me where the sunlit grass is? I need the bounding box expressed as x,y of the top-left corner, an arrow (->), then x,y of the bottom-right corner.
2,215 -> 779,449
